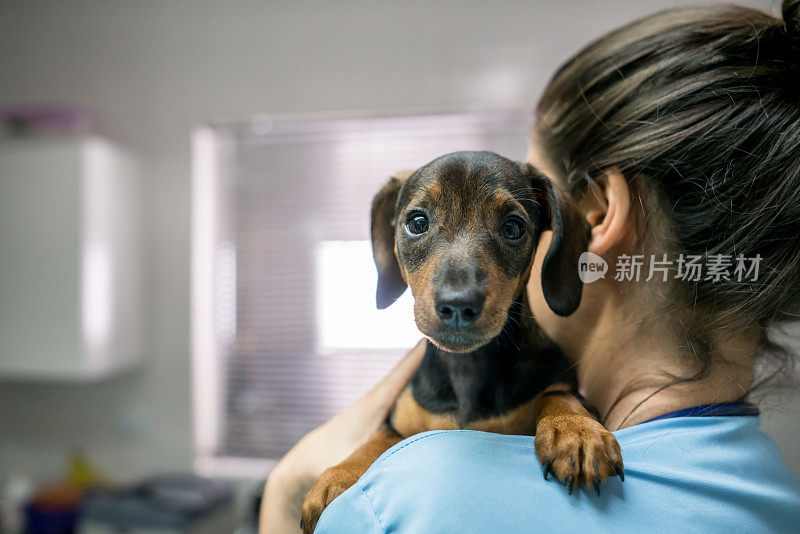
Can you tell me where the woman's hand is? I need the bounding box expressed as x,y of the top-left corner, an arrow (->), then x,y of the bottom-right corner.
259,340 -> 426,534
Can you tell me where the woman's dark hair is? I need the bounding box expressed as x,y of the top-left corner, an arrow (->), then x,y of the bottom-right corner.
536,1 -> 800,328
534,1 -> 800,414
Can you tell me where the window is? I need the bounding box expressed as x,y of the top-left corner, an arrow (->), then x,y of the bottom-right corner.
191,109 -> 530,474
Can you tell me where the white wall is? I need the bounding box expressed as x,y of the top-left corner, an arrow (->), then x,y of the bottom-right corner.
1,0 -> 796,483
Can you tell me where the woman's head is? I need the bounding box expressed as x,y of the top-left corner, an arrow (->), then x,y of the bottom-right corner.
528,1 -> 800,353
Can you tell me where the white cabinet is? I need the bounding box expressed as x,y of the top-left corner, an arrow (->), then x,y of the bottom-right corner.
0,136 -> 142,380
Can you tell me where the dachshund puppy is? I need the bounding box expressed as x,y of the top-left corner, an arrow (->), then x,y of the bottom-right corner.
301,151 -> 623,533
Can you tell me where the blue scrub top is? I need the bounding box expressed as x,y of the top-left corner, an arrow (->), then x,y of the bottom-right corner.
316,412 -> 800,533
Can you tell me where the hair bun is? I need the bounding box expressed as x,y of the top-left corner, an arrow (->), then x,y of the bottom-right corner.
784,0 -> 800,37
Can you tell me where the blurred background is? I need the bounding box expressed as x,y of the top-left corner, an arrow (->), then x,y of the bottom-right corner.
0,1 -> 797,532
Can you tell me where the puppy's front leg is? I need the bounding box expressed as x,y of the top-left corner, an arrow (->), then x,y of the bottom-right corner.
301,426 -> 402,533
532,383 -> 624,495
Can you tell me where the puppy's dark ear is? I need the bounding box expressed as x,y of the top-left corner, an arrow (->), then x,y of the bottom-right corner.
522,163 -> 590,317
371,171 -> 410,309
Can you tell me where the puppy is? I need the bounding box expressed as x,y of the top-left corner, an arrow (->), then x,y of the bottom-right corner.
301,151 -> 622,533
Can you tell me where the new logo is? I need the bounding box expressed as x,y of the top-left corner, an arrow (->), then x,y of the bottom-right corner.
578,252 -> 608,283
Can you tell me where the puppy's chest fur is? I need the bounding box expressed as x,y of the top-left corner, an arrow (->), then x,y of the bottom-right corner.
409,300 -> 572,427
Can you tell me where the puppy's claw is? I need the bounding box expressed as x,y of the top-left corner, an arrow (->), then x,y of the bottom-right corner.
542,461 -> 552,481
615,464 -> 625,482
593,478 -> 601,497
534,413 -> 624,497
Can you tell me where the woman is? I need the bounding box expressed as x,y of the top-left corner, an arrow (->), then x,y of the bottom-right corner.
262,2 -> 800,532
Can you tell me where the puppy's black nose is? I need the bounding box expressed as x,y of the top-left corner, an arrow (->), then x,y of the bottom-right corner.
434,288 -> 485,327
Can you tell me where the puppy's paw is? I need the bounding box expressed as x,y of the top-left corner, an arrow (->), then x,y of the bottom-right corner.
301,465 -> 359,533
534,414 -> 623,496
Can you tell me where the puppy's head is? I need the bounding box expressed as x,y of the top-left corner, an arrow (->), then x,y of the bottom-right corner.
371,151 -> 588,353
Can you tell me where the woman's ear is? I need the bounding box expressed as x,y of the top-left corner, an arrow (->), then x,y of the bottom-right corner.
584,168 -> 632,256
370,172 -> 410,309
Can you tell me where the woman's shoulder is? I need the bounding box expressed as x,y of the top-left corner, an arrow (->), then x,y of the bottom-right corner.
315,417 -> 800,533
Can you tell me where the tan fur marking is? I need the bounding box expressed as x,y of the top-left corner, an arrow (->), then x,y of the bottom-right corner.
491,191 -> 512,210
302,427 -> 403,533
465,395 -> 541,435
390,387 -> 459,436
426,181 -> 442,201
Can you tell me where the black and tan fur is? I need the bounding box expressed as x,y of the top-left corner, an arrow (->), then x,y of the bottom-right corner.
301,151 -> 623,533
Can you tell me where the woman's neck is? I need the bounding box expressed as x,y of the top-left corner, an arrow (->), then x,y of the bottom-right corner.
575,307 -> 756,430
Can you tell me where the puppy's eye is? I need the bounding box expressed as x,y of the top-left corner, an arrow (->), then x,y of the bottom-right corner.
405,213 -> 429,235
502,218 -> 525,240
